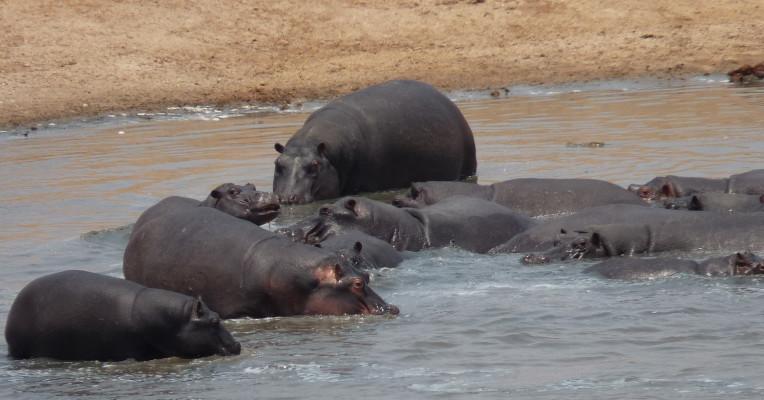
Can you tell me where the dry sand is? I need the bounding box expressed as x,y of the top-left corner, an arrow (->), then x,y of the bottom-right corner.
1,0 -> 763,128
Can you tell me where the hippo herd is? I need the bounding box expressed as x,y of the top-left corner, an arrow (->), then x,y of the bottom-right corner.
6,79 -> 764,362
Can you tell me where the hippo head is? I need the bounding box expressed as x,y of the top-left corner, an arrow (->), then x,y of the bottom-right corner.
273,142 -> 340,204
202,183 -> 280,225
304,263 -> 399,316
316,240 -> 376,272
306,197 -> 398,244
163,298 -> 241,358
699,252 -> 764,276
628,177 -> 679,202
391,183 -> 429,208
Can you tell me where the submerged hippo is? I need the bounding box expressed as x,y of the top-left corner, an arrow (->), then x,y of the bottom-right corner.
273,80 -> 476,204
141,183 -> 280,226
584,252 -> 764,279
315,230 -> 404,269
664,192 -> 764,213
392,178 -> 645,216
124,202 -> 397,318
516,210 -> 764,263
5,270 -> 241,361
629,169 -> 764,201
303,196 -> 534,253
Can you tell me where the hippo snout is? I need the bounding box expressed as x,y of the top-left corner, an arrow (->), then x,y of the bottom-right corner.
372,303 -> 400,316
219,339 -> 242,356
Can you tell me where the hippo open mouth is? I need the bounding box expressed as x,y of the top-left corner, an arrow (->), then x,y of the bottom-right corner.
249,203 -> 280,217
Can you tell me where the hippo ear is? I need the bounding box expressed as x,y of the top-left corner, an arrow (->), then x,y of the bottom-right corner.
275,143 -> 285,154
344,199 -> 357,214
190,297 -> 207,321
688,195 -> 703,211
210,189 -> 223,199
353,241 -> 363,254
317,142 -> 327,156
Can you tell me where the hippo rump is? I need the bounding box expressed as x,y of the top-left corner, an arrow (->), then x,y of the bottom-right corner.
273,80 -> 476,204
124,201 -> 397,318
5,270 -> 240,361
392,178 -> 645,216
629,169 -> 764,201
664,192 -> 764,213
585,252 -> 764,279
510,208 -> 764,263
301,196 -> 534,254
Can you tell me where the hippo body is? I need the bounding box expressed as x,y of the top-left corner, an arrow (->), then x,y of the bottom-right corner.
665,192 -> 764,213
307,196 -> 534,253
630,169 -> 764,201
124,202 -> 396,318
273,80 -> 477,204
393,178 -> 645,216
500,204 -> 764,261
317,230 -> 404,269
585,252 -> 764,279
5,270 -> 240,361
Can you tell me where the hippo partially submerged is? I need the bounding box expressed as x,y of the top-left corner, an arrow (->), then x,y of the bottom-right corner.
301,196 -> 534,253
5,270 -> 241,361
629,169 -> 764,202
585,252 -> 764,279
392,178 -> 645,216
124,201 -> 397,318
273,80 -> 476,204
664,192 -> 764,213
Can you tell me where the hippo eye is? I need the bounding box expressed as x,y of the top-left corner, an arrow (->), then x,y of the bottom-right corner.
228,188 -> 240,196
351,278 -> 364,290
306,160 -> 320,174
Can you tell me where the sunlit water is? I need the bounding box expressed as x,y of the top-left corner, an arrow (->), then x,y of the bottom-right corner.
2,75 -> 764,399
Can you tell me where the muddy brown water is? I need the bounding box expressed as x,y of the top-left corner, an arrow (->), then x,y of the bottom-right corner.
1,76 -> 764,399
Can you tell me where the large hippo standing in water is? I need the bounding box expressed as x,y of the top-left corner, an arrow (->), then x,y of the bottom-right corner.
629,169 -> 764,201
273,80 -> 477,204
5,270 -> 241,361
301,196 -> 534,253
392,178 -> 646,216
124,201 -> 397,318
584,252 -> 764,279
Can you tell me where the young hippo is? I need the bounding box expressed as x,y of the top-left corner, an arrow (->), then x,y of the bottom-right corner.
584,252 -> 764,279
5,270 -> 240,361
304,195 -> 534,254
124,202 -> 397,318
137,182 -> 280,227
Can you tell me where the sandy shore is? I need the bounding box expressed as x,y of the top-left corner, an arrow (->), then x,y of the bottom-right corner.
1,0 -> 762,128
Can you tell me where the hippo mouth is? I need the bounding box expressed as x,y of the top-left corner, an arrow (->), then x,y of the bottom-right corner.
364,302 -> 400,316
249,203 -> 281,216
733,256 -> 764,276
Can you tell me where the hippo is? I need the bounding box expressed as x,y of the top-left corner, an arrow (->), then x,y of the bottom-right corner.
584,252 -> 764,279
124,201 -> 397,318
201,182 -> 280,225
139,183 -> 280,227
315,230 -> 405,269
728,62 -> 764,83
516,211 -> 764,263
5,270 -> 240,361
664,192 -> 764,213
392,178 -> 646,216
303,196 -> 534,253
629,169 -> 764,201
273,80 -> 476,204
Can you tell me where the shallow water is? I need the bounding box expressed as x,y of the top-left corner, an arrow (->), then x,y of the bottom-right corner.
2,76 -> 764,399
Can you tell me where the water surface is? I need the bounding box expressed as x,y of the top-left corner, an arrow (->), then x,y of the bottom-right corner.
2,76 -> 764,399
